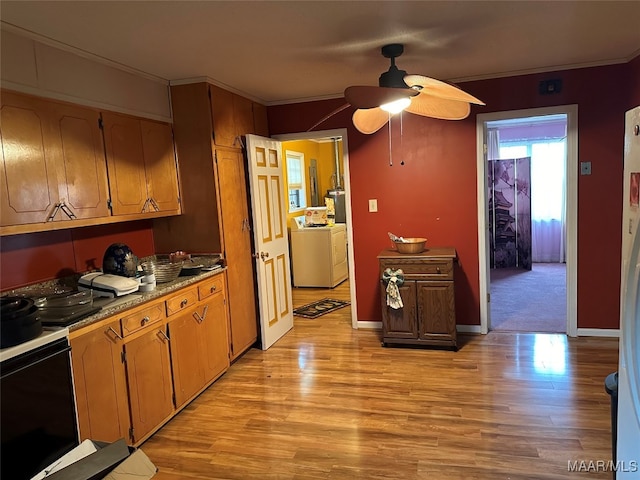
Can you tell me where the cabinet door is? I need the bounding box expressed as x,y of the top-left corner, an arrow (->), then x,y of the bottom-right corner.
210,85 -> 237,148
199,291 -> 230,383
252,102 -> 269,137
52,102 -> 110,220
124,325 -> 174,443
70,321 -> 130,443
416,281 -> 456,342
0,91 -> 59,225
380,281 -> 418,339
215,148 -> 258,359
168,307 -> 205,408
140,120 -> 180,214
233,94 -> 254,138
102,112 -> 148,215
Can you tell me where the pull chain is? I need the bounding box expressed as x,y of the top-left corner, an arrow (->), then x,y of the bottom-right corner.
388,111 -> 392,166
400,112 -> 405,166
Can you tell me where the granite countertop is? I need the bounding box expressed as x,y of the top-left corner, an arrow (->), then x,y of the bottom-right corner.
67,267 -> 226,332
5,255 -> 226,333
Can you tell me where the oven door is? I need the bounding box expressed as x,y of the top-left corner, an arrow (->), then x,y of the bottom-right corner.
1,337 -> 79,480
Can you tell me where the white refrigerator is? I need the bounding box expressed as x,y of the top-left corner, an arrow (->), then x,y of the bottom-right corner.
618,105 -> 640,478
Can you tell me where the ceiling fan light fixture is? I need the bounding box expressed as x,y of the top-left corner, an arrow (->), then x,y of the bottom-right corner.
380,97 -> 411,114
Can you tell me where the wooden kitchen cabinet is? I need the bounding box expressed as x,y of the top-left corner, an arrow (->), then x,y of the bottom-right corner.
210,85 -> 256,148
1,90 -> 109,227
123,322 -> 175,444
69,319 -> 130,443
169,275 -> 229,408
102,111 -> 180,217
153,82 -> 260,360
70,273 -> 230,446
378,248 -> 458,350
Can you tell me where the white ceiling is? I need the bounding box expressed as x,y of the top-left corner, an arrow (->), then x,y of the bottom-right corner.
1,1 -> 639,105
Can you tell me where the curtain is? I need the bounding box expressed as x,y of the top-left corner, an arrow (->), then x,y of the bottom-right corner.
500,141 -> 566,263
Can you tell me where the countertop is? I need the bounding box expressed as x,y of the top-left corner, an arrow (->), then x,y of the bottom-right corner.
69,267 -> 226,332
5,266 -> 226,333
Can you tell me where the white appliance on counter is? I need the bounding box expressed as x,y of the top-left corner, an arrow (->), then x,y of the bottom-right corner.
78,272 -> 139,297
618,105 -> 640,478
290,217 -> 348,288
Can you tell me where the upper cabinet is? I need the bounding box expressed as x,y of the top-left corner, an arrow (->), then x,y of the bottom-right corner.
0,90 -> 182,236
209,85 -> 268,148
1,90 -> 109,227
102,112 -> 180,216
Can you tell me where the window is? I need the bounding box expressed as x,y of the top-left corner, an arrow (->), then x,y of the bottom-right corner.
286,151 -> 306,212
500,140 -> 566,222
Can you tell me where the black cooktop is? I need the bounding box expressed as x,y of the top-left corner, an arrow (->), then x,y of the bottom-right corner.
38,305 -> 102,326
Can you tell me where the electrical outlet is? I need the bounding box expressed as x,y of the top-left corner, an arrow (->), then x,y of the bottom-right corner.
368,199 -> 378,212
580,161 -> 592,175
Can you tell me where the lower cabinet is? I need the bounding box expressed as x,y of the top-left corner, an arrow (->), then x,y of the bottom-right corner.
70,320 -> 130,443
169,282 -> 229,408
123,323 -> 174,443
70,273 -> 230,446
378,248 -> 458,350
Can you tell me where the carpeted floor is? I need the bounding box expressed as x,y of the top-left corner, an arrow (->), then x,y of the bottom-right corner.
490,263 -> 566,333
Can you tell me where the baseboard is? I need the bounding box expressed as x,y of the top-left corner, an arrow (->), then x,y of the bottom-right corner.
356,321 -> 382,330
577,328 -> 620,338
457,325 -> 482,334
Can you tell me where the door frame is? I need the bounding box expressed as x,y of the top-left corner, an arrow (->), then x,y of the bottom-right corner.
273,128 -> 358,329
475,105 -> 578,336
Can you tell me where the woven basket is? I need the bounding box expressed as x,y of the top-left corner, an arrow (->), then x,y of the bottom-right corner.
393,237 -> 427,254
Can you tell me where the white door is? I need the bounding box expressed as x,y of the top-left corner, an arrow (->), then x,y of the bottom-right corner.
245,134 -> 294,349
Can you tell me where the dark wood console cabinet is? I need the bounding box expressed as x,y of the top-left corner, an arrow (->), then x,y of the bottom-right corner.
378,247 -> 457,350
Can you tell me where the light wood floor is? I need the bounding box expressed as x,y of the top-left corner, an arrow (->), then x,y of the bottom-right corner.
143,280 -> 619,479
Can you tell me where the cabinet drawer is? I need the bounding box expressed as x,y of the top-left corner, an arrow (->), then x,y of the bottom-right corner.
165,287 -> 198,316
121,302 -> 165,337
198,275 -> 225,301
379,259 -> 453,280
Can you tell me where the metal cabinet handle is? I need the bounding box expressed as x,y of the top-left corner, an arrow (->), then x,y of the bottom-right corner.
157,329 -> 170,342
436,267 -> 441,274
141,316 -> 150,325
193,305 -> 209,323
210,285 -> 217,293
108,326 -> 123,340
180,299 -> 188,308
149,197 -> 160,212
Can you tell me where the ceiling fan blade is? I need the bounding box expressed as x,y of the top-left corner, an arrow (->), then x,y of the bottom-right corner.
404,75 -> 485,105
352,108 -> 390,134
405,94 -> 471,120
345,86 -> 417,109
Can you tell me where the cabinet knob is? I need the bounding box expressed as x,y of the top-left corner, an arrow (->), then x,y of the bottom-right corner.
141,316 -> 150,325
210,285 -> 216,293
436,267 -> 441,274
180,299 -> 188,308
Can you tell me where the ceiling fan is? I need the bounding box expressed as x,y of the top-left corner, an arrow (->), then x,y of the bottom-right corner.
340,44 -> 485,134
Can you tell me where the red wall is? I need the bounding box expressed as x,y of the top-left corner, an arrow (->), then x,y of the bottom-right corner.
269,62 -> 636,329
0,221 -> 155,291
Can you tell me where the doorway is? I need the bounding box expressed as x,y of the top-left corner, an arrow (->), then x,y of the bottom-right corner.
476,106 -> 578,336
273,129 -> 358,329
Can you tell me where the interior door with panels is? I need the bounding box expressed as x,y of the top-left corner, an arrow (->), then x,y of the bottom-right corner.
245,134 -> 293,350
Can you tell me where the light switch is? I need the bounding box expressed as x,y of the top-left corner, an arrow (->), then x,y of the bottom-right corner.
580,161 -> 592,175
368,199 -> 378,212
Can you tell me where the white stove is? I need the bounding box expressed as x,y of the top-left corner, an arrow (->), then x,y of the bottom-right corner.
0,326 -> 69,363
